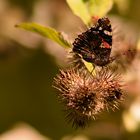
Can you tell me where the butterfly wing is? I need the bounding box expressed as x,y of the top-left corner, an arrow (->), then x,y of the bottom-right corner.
73,17 -> 112,66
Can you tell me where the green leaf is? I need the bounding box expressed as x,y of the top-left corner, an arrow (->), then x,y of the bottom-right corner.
15,23 -> 71,49
88,0 -> 113,17
66,0 -> 91,25
82,60 -> 96,75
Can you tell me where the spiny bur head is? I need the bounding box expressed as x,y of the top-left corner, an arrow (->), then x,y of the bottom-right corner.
53,68 -> 123,128
95,68 -> 124,110
53,68 -> 104,128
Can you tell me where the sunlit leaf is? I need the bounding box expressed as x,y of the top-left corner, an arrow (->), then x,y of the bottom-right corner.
82,60 -> 96,75
15,23 -> 71,48
88,0 -> 113,17
66,0 -> 91,25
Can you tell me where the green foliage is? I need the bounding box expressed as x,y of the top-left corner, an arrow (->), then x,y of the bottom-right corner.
82,60 -> 95,75
66,0 -> 113,25
15,23 -> 71,49
66,0 -> 91,25
88,0 -> 113,17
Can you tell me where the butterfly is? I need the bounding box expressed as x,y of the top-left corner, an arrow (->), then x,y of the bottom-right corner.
73,17 -> 112,66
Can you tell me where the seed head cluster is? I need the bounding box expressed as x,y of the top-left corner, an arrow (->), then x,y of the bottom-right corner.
53,68 -> 123,128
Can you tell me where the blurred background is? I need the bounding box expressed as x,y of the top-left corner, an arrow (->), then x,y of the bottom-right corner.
0,0 -> 140,140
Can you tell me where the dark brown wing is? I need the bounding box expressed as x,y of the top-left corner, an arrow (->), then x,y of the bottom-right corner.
72,17 -> 112,66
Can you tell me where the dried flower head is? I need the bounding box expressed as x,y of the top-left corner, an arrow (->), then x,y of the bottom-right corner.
53,68 -> 123,128
95,68 -> 124,110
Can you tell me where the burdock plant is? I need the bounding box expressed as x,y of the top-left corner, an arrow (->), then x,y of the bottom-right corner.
53,68 -> 123,127
16,0 -> 125,128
